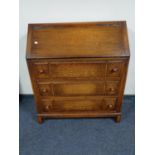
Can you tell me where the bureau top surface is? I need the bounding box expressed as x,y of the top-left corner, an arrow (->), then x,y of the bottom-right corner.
26,21 -> 130,59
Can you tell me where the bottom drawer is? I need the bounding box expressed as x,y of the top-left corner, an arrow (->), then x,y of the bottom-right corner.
40,97 -> 117,113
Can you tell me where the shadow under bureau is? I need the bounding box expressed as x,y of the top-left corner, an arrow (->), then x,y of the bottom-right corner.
26,21 -> 130,123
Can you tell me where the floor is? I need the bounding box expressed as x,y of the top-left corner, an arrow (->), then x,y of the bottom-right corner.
19,95 -> 135,155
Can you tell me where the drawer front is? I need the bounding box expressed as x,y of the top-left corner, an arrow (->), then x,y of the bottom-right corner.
32,61 -> 124,80
37,82 -> 105,96
50,63 -> 106,79
53,82 -> 105,96
41,97 -> 117,112
33,62 -> 106,79
37,81 -> 119,97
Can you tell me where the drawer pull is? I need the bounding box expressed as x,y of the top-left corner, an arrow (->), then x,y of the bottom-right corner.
45,105 -> 50,111
108,104 -> 113,109
111,68 -> 118,73
109,88 -> 115,92
41,89 -> 47,93
39,69 -> 44,74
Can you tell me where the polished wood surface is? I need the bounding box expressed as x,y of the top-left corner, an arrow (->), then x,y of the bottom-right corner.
41,97 -> 117,112
26,21 -> 130,123
26,21 -> 129,59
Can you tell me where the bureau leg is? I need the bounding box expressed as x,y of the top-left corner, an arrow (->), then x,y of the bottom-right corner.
115,115 -> 121,123
37,116 -> 43,124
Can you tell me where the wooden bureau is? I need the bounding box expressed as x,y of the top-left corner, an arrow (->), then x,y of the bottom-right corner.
26,21 -> 130,123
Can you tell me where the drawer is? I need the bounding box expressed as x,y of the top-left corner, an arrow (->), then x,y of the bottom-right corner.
33,62 -> 106,79
37,82 -> 105,96
53,82 -> 105,96
37,81 -> 120,97
32,61 -> 124,80
41,97 -> 117,112
105,81 -> 119,95
50,63 -> 106,79
106,62 -> 123,79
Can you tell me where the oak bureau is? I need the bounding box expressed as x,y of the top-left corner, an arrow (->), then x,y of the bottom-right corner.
26,21 -> 130,124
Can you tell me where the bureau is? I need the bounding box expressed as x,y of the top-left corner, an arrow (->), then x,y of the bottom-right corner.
26,21 -> 130,123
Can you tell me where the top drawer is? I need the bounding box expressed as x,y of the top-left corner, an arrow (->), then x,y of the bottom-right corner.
32,61 -> 123,80
33,62 -> 106,80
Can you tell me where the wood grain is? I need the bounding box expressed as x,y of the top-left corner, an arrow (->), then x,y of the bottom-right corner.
26,21 -> 130,123
26,21 -> 129,59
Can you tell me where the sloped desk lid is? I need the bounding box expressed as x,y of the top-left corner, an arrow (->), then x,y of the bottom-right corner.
26,21 -> 130,59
